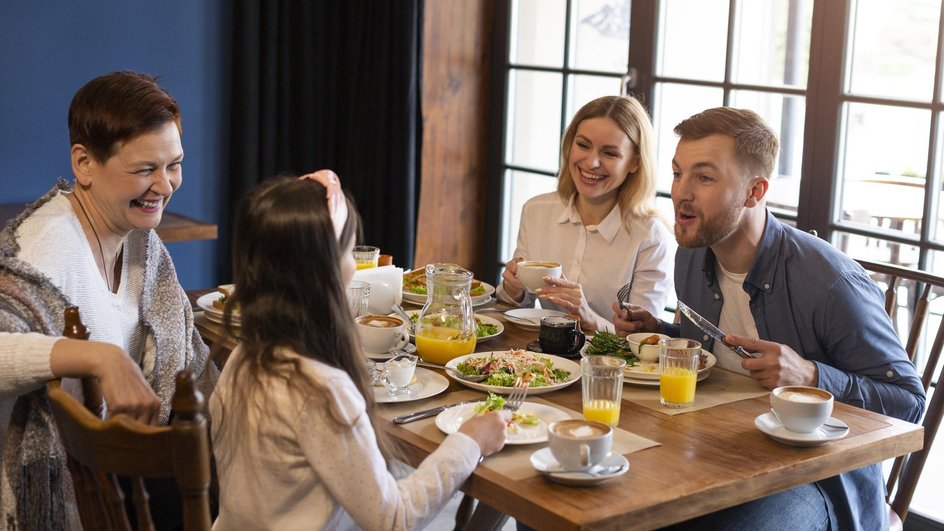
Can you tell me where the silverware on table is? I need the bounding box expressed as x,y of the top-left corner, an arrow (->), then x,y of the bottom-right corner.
616,282 -> 632,310
677,301 -> 756,359
504,376 -> 529,412
391,304 -> 415,334
392,400 -> 472,424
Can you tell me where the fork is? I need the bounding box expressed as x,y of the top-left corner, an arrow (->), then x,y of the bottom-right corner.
504,376 -> 530,412
616,282 -> 632,310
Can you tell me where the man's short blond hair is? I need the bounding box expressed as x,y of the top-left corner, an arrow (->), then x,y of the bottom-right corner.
674,107 -> 779,179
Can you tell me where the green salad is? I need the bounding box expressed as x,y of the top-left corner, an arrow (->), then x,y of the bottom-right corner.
585,331 -> 640,366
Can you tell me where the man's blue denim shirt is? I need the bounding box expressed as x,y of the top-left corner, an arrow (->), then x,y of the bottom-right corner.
666,210 -> 925,531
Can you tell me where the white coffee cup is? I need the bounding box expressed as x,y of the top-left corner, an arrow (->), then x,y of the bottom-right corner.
355,314 -> 410,354
770,386 -> 834,433
382,353 -> 417,395
546,419 -> 613,471
516,261 -> 563,293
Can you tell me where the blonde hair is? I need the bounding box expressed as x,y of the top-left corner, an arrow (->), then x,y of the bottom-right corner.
557,95 -> 658,224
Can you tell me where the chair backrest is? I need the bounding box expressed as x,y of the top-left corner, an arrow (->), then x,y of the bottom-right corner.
47,371 -> 212,531
856,259 -> 944,523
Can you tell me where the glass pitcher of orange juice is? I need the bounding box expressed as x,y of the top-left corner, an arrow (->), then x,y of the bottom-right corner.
414,263 -> 477,365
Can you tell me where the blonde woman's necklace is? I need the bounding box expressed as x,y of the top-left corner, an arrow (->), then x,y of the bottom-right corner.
73,195 -> 120,293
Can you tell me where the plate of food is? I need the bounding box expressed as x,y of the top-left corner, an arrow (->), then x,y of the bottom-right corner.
443,349 -> 580,395
401,309 -> 503,342
196,285 -> 241,326
582,331 -> 715,380
401,268 -> 495,306
435,393 -> 573,445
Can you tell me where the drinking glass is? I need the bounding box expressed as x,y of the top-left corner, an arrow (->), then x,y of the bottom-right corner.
346,280 -> 370,318
353,245 -> 380,269
581,355 -> 625,427
659,338 -> 701,408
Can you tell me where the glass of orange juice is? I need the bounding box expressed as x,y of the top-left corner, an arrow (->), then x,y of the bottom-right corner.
353,245 -> 380,269
580,355 -> 626,427
659,338 -> 701,408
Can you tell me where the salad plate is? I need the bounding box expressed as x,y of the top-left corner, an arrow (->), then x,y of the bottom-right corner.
503,309 -> 566,330
402,275 -> 495,307
754,412 -> 849,447
373,367 -> 449,404
400,309 -> 503,342
435,401 -> 572,444
443,351 -> 581,395
530,448 -> 629,486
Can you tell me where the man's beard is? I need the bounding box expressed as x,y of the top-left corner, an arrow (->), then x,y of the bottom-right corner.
674,201 -> 743,249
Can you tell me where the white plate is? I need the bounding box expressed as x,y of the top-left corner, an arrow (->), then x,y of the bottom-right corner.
363,343 -> 417,361
581,347 -> 716,381
196,292 -> 241,324
623,369 -> 711,387
503,308 -> 567,330
754,412 -> 850,447
530,448 -> 630,486
401,310 -> 504,342
402,281 -> 496,307
373,367 -> 449,404
443,352 -> 581,395
435,402 -> 572,444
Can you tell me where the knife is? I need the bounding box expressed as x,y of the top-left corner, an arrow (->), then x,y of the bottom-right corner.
676,301 -> 756,359
392,400 -> 473,424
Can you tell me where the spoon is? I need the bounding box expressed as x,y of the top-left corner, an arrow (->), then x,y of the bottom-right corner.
391,304 -> 415,334
444,367 -> 488,382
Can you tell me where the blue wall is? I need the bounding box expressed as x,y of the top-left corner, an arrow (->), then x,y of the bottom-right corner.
0,0 -> 228,290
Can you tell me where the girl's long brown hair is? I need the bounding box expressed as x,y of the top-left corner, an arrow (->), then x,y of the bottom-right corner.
219,176 -> 394,456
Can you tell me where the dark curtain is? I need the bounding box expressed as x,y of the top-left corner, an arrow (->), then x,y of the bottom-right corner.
227,0 -> 423,275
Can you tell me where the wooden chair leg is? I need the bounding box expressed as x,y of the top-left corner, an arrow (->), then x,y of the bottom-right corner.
454,493 -> 476,530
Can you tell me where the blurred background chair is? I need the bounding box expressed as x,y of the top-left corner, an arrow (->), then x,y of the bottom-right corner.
856,259 -> 944,529
47,371 -> 211,531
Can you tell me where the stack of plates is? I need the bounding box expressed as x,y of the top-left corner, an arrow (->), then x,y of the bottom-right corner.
195,292 -> 241,327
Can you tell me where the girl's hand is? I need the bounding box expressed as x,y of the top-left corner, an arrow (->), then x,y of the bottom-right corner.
458,410 -> 509,457
299,169 -> 347,239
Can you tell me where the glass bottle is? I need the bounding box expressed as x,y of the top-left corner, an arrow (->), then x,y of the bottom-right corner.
413,263 -> 477,365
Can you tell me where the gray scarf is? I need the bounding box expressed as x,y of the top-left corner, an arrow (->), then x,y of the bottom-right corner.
0,181 -> 218,529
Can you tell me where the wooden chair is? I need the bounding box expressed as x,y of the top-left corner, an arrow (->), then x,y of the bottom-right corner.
855,259 -> 944,528
47,370 -> 212,531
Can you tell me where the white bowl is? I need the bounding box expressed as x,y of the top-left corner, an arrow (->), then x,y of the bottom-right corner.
626,332 -> 671,362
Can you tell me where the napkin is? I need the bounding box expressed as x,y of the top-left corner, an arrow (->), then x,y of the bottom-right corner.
353,265 -> 403,312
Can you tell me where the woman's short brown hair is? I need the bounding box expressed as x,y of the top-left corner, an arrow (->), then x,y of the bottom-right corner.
673,107 -> 779,180
68,71 -> 181,162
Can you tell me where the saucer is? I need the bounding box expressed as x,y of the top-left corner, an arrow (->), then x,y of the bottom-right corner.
372,367 -> 449,404
754,412 -> 849,447
363,343 -> 417,361
530,448 -> 629,486
525,340 -> 582,360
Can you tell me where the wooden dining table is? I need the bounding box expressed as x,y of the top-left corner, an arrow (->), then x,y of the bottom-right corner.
188,291 -> 924,530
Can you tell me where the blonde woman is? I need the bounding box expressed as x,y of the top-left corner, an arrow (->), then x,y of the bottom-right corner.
497,95 -> 675,331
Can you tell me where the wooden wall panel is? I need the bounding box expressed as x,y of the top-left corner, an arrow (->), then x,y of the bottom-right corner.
415,0 -> 494,276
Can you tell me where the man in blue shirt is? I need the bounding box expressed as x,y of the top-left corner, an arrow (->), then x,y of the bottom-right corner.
614,107 -> 925,530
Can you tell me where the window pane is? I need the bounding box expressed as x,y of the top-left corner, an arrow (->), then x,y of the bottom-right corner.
832,233 -> 919,267
569,0 -> 630,72
730,90 -> 806,212
838,103 -> 929,238
507,69 -> 564,172
658,0 -> 728,82
847,0 -> 940,101
510,0 -> 567,67
501,170 -> 559,261
732,0 -> 813,87
653,83 -> 724,192
566,74 -> 622,125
